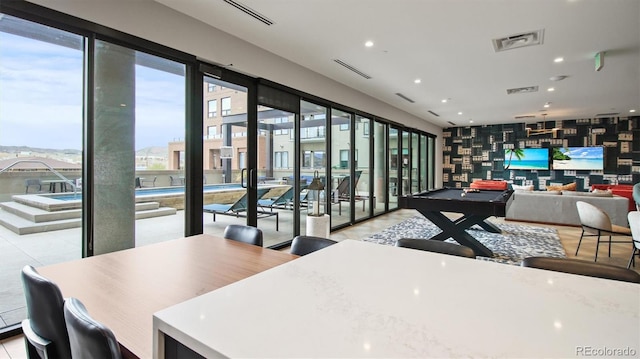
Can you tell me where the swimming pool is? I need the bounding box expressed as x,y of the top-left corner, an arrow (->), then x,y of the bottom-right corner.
50,183 -> 244,201
32,183 -> 285,211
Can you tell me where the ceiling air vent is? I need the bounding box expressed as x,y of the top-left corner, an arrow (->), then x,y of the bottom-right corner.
493,30 -> 544,52
447,121 -> 457,126
514,115 -> 536,120
223,0 -> 274,26
395,93 -> 415,103
333,59 -> 372,79
428,110 -> 440,117
507,86 -> 538,95
594,112 -> 619,117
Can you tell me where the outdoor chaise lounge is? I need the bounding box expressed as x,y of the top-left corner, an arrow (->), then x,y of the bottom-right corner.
333,170 -> 368,215
258,186 -> 295,212
203,188 -> 279,230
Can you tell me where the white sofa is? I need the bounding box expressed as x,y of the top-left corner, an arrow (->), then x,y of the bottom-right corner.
506,190 -> 630,227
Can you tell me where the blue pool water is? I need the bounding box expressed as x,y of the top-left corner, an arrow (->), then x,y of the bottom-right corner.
49,183 -> 244,201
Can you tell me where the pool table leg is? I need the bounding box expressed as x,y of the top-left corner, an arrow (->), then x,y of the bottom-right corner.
453,215 -> 502,233
417,210 -> 494,257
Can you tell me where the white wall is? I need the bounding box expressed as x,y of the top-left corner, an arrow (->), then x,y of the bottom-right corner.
28,0 -> 444,186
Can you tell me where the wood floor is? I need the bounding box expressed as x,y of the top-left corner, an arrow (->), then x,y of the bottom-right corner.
2,209 -> 637,358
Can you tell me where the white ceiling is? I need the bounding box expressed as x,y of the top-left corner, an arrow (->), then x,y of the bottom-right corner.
156,0 -> 639,128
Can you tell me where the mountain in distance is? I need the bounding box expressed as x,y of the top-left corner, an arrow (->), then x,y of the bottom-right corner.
135,146 -> 168,158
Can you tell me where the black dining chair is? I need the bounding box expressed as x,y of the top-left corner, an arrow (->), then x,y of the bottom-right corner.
64,297 -> 123,359
21,265 -> 72,359
223,224 -> 263,247
521,256 -> 640,284
395,238 -> 476,258
290,235 -> 337,256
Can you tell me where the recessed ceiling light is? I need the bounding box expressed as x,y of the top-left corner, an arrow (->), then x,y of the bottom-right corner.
458,112 -> 463,115
365,41 -> 374,47
554,57 -> 564,63
549,75 -> 567,81
469,120 -> 474,123
547,87 -> 555,92
544,102 -> 551,108
414,79 -> 421,84
441,98 -> 448,103
630,109 -> 637,113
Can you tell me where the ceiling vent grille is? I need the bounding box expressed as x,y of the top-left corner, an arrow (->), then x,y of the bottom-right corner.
594,112 -> 620,117
223,0 -> 274,26
395,93 -> 415,103
507,86 -> 538,95
447,121 -> 457,126
493,29 -> 544,52
428,110 -> 440,117
333,59 -> 372,79
514,115 -> 536,119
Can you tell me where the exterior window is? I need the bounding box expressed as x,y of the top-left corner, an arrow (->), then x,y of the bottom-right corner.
340,150 -> 349,169
238,151 -> 246,168
314,151 -> 326,168
340,123 -> 349,131
363,122 -> 370,136
207,83 -> 216,92
275,151 -> 289,168
207,99 -> 217,118
207,125 -> 217,138
303,151 -> 312,168
221,97 -> 231,116
273,117 -> 289,135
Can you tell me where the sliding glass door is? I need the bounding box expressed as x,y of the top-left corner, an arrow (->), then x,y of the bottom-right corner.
93,40 -> 186,253
201,77 -> 252,238
354,115 -> 371,221
0,13 -> 84,330
330,108 -> 352,227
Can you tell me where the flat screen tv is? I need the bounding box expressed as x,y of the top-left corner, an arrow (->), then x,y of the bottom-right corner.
503,148 -> 549,170
552,146 -> 604,170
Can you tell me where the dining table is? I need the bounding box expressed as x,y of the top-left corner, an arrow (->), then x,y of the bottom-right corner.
38,234 -> 297,359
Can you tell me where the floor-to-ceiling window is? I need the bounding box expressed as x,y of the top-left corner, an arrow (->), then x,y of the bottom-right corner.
0,13 -> 84,329
388,127 -> 400,210
411,132 -> 419,194
330,108 -> 353,228
300,100 -> 328,236
354,115 -> 371,221
419,133 -> 428,192
93,40 -> 186,253
373,121 -> 387,215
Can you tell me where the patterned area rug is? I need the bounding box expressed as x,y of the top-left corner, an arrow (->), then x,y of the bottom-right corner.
362,216 -> 567,265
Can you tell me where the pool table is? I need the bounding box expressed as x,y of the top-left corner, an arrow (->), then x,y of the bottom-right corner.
398,187 -> 514,257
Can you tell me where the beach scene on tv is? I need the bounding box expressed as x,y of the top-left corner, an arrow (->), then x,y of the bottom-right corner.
503,148 -> 549,170
552,146 -> 604,170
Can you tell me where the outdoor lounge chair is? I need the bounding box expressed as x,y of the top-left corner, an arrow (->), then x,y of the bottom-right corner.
203,188 -> 279,230
258,186 -> 294,212
333,170 -> 367,215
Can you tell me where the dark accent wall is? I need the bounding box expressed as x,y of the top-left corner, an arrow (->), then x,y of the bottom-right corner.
442,117 -> 639,190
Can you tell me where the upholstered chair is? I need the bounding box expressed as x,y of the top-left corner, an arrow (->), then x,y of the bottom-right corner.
521,256 -> 640,284
223,224 -> 263,247
64,297 -> 122,359
21,265 -> 72,359
575,201 -> 631,261
290,236 -> 337,256
395,238 -> 476,258
633,183 -> 640,211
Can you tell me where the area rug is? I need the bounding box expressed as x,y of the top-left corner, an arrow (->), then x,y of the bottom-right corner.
362,216 -> 566,265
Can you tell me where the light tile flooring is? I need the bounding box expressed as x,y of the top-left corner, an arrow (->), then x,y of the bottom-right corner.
1,209 -> 638,358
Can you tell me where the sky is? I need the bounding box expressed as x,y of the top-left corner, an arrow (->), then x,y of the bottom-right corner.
1,28 -> 185,151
